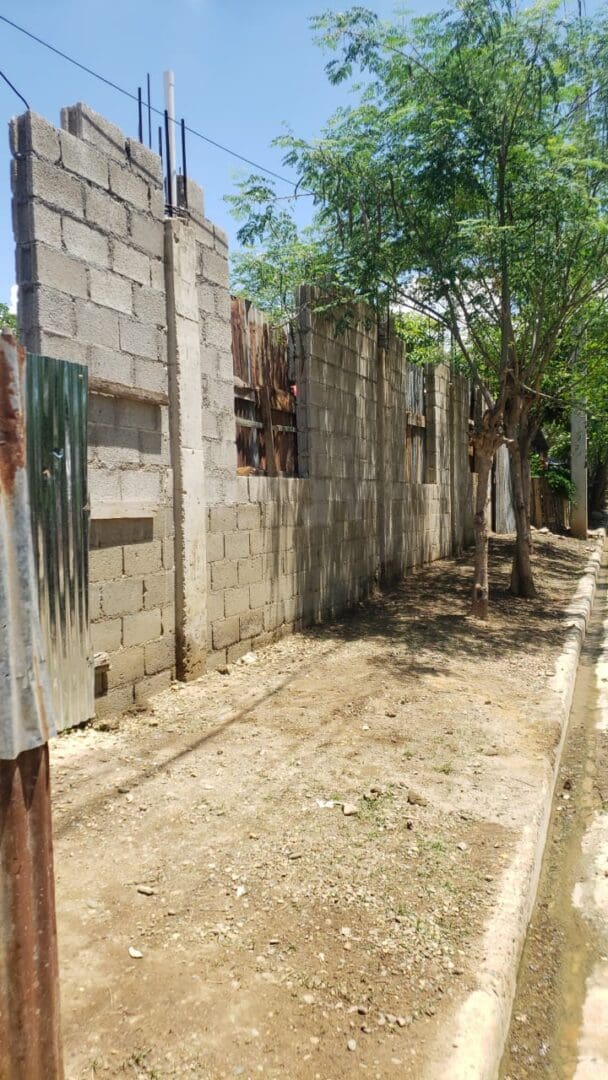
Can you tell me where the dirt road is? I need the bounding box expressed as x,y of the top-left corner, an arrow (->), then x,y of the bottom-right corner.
51,535 -> 592,1079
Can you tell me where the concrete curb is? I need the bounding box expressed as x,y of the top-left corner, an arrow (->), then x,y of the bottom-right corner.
429,529 -> 606,1080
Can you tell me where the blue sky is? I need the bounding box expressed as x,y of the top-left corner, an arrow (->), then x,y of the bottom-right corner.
0,0 -> 599,306
0,0 -> 422,305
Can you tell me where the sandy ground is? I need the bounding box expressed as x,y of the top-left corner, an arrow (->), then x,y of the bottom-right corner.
50,534 -> 594,1080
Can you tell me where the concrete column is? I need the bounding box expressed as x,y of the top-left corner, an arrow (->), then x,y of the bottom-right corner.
571,405 -> 588,539
165,219 -> 207,679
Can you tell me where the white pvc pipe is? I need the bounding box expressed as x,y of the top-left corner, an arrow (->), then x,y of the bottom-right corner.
163,69 -> 177,209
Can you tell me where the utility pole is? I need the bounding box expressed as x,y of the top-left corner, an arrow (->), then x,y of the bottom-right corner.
164,69 -> 177,210
571,403 -> 588,539
0,333 -> 63,1079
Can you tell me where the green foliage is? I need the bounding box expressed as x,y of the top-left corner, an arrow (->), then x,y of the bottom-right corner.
0,302 -> 16,332
394,313 -> 446,367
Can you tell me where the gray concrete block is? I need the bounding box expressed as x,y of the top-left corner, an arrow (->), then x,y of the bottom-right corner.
237,503 -> 261,531
109,645 -> 145,687
13,200 -> 62,249
143,570 -> 174,610
126,138 -> 163,185
123,607 -> 162,647
132,357 -> 168,395
89,268 -> 133,314
102,577 -> 143,617
238,557 -> 263,587
112,239 -> 150,284
89,546 -> 123,582
61,103 -> 126,163
85,187 -> 128,235
60,129 -> 109,188
32,243 -> 88,299
224,586 -> 250,618
108,160 -> 150,213
209,506 -> 237,533
24,157 -> 85,217
124,541 -> 163,576
34,331 -> 85,363
95,684 -> 134,718
224,530 -> 250,560
133,285 -> 166,325
91,617 -> 123,653
211,560 -> 238,591
134,669 -> 173,702
63,217 -> 109,268
119,315 -> 158,360
144,632 -> 175,675
88,344 -> 133,384
22,285 -> 75,337
199,247 -> 229,287
12,112 -> 61,164
212,616 -> 239,650
240,608 -> 264,639
75,299 -> 120,349
206,532 -> 224,563
129,211 -> 164,258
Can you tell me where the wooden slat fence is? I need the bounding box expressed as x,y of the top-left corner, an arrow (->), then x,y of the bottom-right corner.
231,298 -> 297,476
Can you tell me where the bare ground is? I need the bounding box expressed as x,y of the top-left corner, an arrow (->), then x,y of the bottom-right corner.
51,534 -> 594,1080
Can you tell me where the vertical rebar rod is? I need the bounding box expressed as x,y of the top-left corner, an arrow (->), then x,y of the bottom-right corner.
146,73 -> 152,149
137,86 -> 143,143
181,118 -> 188,210
163,70 -> 177,209
158,124 -> 163,164
164,108 -> 173,216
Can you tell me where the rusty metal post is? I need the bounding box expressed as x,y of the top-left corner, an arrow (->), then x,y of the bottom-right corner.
0,334 -> 63,1080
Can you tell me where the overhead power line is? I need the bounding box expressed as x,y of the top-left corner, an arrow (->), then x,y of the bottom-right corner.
0,12 -> 311,194
0,67 -> 30,111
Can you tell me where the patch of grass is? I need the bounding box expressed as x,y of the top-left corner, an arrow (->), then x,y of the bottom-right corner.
436,762 -> 453,775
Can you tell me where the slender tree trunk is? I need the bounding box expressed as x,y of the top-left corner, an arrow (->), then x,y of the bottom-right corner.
472,451 -> 492,619
509,432 -> 537,598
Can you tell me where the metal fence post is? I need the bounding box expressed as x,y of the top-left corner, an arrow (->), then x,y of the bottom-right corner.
0,333 -> 63,1080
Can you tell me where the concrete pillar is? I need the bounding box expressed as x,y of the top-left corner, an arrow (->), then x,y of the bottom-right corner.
571,405 -> 588,539
165,219 -> 207,679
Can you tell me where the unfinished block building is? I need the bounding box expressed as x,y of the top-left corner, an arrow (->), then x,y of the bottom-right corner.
10,103 -> 474,719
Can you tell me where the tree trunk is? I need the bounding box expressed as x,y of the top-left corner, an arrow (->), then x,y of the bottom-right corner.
472,451 -> 492,619
509,434 -> 537,598
589,457 -> 608,515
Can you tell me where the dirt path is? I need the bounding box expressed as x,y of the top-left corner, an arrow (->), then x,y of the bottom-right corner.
51,535 -> 593,1079
500,555 -> 608,1080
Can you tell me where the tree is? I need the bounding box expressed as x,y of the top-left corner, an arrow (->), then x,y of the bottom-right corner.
229,0 -> 608,616
0,302 -> 17,333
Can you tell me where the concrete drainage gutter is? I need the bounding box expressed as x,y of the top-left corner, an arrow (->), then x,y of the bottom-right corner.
428,528 -> 607,1080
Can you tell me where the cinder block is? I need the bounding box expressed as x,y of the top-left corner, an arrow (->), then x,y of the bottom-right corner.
237,503 -> 261,531
75,299 -> 119,349
91,617 -> 122,653
85,186 -> 128,235
207,589 -> 224,622
224,530 -> 250,560
212,616 -> 239,650
123,607 -> 162,647
120,469 -> 162,503
13,200 -> 62,249
123,541 -> 163,576
133,285 -> 166,325
240,608 -> 264,639
211,560 -> 238,590
11,113 -> 60,163
209,506 -> 237,533
134,669 -> 173,703
95,684 -> 134,718
63,217 -> 109,268
30,243 -> 88,299
224,585 -> 250,618
119,315 -> 158,360
61,103 -> 126,163
143,570 -> 174,610
144,632 -> 175,675
89,583 -> 102,621
102,577 -> 143,617
227,639 -> 253,664
206,646 -> 227,669
199,247 -> 229,288
89,546 -> 123,582
24,157 -> 84,217
89,345 -> 133,384
59,129 -> 109,188
108,160 -> 150,213
126,138 -> 163,185
109,645 -> 145,687
89,268 -> 132,315
249,580 -> 272,609
132,357 -> 168,395
23,285 -> 74,337
129,211 -> 164,258
161,602 -> 175,635
206,532 -> 224,563
238,557 -> 263,587
112,239 -> 150,285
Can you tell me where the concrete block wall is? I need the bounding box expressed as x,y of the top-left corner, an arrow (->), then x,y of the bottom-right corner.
11,106 -> 175,716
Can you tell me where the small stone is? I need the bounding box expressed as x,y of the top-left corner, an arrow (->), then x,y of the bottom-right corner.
397,1016 -> 411,1027
347,1039 -> 357,1052
117,786 -> 130,794
136,885 -> 155,896
407,791 -> 428,807
386,711 -> 397,718
386,1014 -> 397,1025
128,946 -> 143,959
218,665 -> 231,675
302,993 -> 315,1005
357,1005 -> 368,1015
457,842 -> 468,851
343,803 -> 358,817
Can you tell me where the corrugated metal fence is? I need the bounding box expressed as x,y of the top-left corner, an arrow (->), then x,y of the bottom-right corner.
26,354 -> 94,732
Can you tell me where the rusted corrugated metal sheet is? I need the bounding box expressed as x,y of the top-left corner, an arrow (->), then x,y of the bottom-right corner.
0,333 -> 63,1079
26,353 -> 94,730
0,335 -> 54,759
0,746 -> 63,1080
